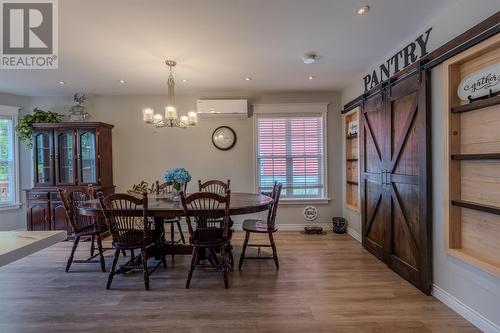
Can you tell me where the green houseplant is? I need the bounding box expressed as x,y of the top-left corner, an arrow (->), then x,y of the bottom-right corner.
16,108 -> 63,148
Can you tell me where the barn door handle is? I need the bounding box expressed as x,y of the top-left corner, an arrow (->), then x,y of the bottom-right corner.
385,170 -> 390,186
381,170 -> 386,185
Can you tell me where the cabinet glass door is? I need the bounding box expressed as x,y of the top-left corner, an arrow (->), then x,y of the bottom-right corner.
56,130 -> 75,185
78,130 -> 97,184
34,130 -> 53,186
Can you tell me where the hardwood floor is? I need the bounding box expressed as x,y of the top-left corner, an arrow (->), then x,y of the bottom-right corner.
0,232 -> 478,333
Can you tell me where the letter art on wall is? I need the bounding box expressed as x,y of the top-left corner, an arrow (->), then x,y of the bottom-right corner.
362,27 -> 432,92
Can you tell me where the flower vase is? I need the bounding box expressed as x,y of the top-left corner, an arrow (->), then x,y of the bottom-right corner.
171,187 -> 181,202
164,168 -> 191,201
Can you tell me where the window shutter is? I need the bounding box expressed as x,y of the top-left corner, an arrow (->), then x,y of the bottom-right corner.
257,116 -> 325,199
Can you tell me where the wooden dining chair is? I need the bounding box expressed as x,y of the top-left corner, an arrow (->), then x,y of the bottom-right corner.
180,190 -> 233,289
239,182 -> 282,270
198,179 -> 230,194
198,179 -> 234,263
58,185 -> 109,272
98,192 -> 166,290
156,180 -> 187,262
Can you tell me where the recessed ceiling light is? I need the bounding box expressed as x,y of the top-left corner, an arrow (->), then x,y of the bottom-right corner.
356,5 -> 370,16
182,79 -> 188,83
245,77 -> 252,81
118,79 -> 126,84
308,76 -> 315,80
58,81 -> 66,85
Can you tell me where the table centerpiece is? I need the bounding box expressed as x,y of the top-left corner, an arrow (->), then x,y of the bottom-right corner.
164,167 -> 192,202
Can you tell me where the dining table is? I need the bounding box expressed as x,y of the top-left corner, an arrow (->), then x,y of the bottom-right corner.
77,192 -> 273,256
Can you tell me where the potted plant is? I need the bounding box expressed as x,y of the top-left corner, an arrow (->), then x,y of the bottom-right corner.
15,108 -> 62,148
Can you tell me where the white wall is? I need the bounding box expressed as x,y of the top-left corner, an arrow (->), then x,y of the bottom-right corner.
340,1 -> 500,330
0,93 -> 31,231
27,91 -> 342,229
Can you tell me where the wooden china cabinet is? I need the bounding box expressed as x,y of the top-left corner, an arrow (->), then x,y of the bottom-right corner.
26,122 -> 115,233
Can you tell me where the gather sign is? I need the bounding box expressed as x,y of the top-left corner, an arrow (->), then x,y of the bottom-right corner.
457,63 -> 500,101
363,28 -> 433,92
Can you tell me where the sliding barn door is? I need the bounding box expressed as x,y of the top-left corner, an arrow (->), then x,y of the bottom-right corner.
386,73 -> 431,294
360,72 -> 432,294
360,93 -> 388,262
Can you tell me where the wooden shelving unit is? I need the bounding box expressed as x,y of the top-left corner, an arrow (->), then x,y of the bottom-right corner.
451,200 -> 500,216
344,108 -> 360,212
451,153 -> 500,160
451,95 -> 500,113
443,34 -> 500,277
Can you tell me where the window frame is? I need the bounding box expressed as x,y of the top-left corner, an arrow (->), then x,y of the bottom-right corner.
253,103 -> 329,204
0,105 -> 20,210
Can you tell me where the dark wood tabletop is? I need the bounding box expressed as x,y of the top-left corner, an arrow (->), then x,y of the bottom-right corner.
78,192 -> 273,218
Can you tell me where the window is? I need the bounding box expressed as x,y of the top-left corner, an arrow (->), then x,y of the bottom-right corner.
0,106 -> 19,208
256,114 -> 327,200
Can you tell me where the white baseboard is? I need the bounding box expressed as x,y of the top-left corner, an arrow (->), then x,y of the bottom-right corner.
176,222 -> 334,232
347,226 -> 362,243
432,284 -> 500,333
232,223 -> 332,231
176,221 -> 358,235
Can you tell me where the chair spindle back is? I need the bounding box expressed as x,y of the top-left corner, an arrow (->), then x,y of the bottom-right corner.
98,193 -> 149,245
267,182 -> 282,230
58,185 -> 95,233
198,179 -> 230,194
155,180 -> 187,195
180,190 -> 231,242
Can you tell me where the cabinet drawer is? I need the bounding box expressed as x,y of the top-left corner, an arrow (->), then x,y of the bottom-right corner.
27,192 -> 49,200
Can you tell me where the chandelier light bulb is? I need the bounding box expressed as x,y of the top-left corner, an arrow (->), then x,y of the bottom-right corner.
165,106 -> 178,119
153,113 -> 163,123
143,108 -> 154,122
188,111 -> 198,124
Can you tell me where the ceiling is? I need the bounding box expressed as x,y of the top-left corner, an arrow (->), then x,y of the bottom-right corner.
0,0 -> 454,96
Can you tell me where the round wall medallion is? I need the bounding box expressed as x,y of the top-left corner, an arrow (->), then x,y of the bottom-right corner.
303,206 -> 318,221
212,126 -> 237,151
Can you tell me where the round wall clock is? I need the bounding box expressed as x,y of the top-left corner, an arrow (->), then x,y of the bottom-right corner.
212,126 -> 237,151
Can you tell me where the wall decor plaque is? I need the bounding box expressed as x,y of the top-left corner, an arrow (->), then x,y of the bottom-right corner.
303,206 -> 318,221
457,63 -> 500,101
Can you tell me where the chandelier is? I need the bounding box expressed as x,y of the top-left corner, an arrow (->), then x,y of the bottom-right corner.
142,60 -> 198,128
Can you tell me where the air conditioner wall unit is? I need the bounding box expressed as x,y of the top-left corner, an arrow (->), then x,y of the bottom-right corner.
197,99 -> 248,117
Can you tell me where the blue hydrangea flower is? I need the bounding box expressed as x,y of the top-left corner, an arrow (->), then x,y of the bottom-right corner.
164,167 -> 192,190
